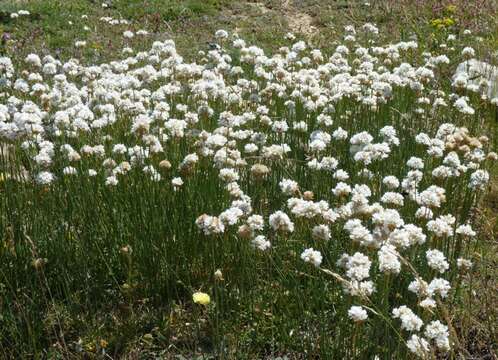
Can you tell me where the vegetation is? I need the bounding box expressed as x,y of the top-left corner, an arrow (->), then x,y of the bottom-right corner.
0,0 -> 496,358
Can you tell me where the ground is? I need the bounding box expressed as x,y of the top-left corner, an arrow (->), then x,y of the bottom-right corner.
0,0 -> 497,358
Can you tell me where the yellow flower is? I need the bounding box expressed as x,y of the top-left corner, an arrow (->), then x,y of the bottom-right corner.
430,19 -> 442,27
192,291 -> 210,305
446,4 -> 457,13
443,18 -> 455,26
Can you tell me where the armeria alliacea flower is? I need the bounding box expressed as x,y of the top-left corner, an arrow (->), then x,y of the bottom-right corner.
348,305 -> 368,322
301,248 -> 323,267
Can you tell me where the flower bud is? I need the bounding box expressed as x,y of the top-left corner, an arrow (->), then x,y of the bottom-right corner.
303,191 -> 314,200
159,160 -> 172,170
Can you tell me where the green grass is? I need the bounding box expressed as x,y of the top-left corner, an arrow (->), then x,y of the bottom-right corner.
1,0 -> 231,61
0,0 -> 497,358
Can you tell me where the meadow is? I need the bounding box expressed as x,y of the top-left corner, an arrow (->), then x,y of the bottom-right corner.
0,1 -> 497,358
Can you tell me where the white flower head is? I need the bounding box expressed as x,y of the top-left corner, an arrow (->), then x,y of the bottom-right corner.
348,305 -> 368,322
301,248 -> 323,267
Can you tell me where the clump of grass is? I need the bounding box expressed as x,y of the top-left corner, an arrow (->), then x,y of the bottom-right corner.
0,3 -> 497,359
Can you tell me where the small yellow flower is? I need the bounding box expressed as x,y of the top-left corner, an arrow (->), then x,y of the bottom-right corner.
99,339 -> 108,348
446,4 -> 457,13
192,291 -> 210,305
430,19 -> 442,27
443,18 -> 455,27
431,17 -> 455,30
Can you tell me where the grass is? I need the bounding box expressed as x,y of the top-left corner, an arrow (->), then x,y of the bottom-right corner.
0,0 -> 497,358
1,0 -> 230,61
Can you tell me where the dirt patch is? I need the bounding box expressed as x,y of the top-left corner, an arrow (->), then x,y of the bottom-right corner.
248,1 -> 317,36
281,0 -> 317,36
252,2 -> 270,14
